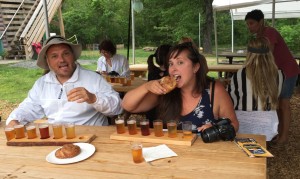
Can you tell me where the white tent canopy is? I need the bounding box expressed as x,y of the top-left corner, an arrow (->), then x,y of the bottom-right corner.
232,1 -> 300,20
212,0 -> 300,61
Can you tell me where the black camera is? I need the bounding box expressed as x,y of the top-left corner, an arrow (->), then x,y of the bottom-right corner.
201,118 -> 236,143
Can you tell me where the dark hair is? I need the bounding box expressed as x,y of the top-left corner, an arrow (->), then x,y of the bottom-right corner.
157,42 -> 210,122
98,39 -> 116,55
245,9 -> 264,22
147,44 -> 171,73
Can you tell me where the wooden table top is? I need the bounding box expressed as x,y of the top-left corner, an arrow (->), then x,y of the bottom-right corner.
0,122 -> 267,179
110,77 -> 147,93
208,64 -> 243,72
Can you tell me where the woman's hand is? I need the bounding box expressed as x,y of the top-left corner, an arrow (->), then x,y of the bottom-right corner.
197,123 -> 213,132
145,80 -> 167,95
67,87 -> 96,104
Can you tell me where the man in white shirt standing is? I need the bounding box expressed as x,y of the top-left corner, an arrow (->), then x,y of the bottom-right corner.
6,36 -> 123,127
96,39 -> 130,77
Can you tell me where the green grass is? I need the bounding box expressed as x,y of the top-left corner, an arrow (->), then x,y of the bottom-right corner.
0,50 -> 221,104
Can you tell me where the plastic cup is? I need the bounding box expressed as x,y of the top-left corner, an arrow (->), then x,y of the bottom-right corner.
127,119 -> 137,135
131,142 -> 143,163
115,117 -> 126,134
5,127 -> 15,141
182,121 -> 193,139
14,124 -> 26,139
130,72 -> 135,80
39,123 -> 50,139
153,120 -> 164,137
140,119 -> 150,136
167,120 -> 177,138
26,123 -> 37,139
65,123 -> 76,139
52,123 -> 63,139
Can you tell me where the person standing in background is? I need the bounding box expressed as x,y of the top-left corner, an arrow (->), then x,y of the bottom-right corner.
96,39 -> 130,77
245,9 -> 300,145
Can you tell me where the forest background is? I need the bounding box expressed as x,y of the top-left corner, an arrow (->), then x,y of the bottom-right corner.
49,0 -> 300,55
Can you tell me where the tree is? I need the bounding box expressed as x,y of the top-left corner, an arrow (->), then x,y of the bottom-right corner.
202,0 -> 213,54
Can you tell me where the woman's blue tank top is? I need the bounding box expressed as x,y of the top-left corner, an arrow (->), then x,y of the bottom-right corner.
179,88 -> 216,132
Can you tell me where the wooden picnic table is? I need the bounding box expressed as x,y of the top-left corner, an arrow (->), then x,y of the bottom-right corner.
110,77 -> 147,93
0,122 -> 267,179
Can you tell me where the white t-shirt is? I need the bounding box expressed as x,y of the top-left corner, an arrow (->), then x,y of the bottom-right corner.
96,54 -> 130,77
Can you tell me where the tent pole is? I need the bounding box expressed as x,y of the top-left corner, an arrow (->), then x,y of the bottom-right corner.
127,0 -> 131,62
131,0 -> 135,64
230,9 -> 234,53
272,0 -> 275,27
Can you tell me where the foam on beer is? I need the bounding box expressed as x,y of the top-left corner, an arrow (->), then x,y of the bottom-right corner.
115,119 -> 124,124
127,120 -> 136,124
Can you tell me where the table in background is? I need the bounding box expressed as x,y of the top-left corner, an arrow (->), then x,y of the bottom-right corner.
208,64 -> 243,78
129,64 -> 148,77
218,52 -> 246,64
110,77 -> 146,93
0,122 -> 267,179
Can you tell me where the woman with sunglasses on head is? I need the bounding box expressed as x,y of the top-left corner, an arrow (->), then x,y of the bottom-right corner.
245,9 -> 300,144
96,39 -> 130,77
122,42 -> 239,133
228,37 -> 284,141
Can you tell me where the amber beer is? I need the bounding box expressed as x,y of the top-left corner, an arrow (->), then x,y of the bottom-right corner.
115,118 -> 126,134
131,143 -> 143,163
65,123 -> 76,139
167,121 -> 177,138
140,119 -> 150,136
182,121 -> 193,139
39,124 -> 50,139
14,124 -> 26,139
153,120 -> 164,137
5,127 -> 15,141
52,123 -> 63,139
26,124 -> 37,139
127,119 -> 137,135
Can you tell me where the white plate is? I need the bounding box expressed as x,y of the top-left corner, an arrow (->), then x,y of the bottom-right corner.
46,143 -> 96,165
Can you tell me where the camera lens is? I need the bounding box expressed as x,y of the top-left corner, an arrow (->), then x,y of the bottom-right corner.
201,126 -> 220,143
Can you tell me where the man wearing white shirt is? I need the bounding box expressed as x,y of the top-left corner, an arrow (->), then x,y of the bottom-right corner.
6,36 -> 123,127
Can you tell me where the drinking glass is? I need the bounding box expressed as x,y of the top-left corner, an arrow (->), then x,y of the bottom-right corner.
167,120 -> 177,138
153,119 -> 164,137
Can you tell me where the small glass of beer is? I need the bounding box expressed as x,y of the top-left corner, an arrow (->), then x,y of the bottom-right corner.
182,121 -> 193,139
65,123 -> 76,139
115,117 -> 126,134
131,142 -> 143,163
127,118 -> 137,135
26,123 -> 37,139
5,126 -> 15,141
153,119 -> 164,137
52,123 -> 63,139
167,120 -> 177,138
39,123 -> 50,139
14,124 -> 26,139
140,118 -> 150,136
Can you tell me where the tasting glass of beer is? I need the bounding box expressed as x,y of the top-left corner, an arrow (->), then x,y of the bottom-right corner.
140,118 -> 150,136
153,119 -> 164,137
39,123 -> 50,139
167,120 -> 177,138
182,121 -> 193,139
115,116 -> 126,134
127,118 -> 137,135
5,126 -> 15,141
131,142 -> 143,163
26,123 -> 37,139
65,123 -> 76,139
130,72 -> 135,81
14,124 -> 26,139
52,123 -> 63,139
